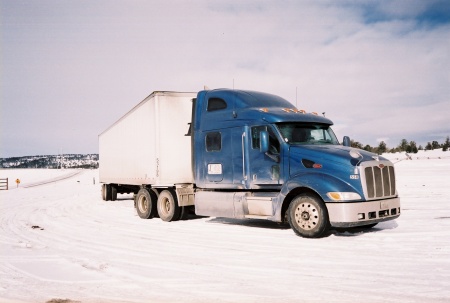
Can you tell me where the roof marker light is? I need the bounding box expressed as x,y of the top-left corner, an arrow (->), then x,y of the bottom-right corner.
259,108 -> 269,112
282,108 -> 304,113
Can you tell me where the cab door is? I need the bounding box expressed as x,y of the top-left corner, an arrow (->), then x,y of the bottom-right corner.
248,125 -> 282,189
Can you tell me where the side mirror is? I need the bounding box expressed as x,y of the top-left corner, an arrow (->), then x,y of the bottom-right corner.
260,131 -> 269,153
343,136 -> 351,147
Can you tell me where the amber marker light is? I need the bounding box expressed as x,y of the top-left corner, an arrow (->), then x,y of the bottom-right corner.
327,192 -> 362,201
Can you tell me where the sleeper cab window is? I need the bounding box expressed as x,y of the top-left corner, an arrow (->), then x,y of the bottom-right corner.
206,132 -> 222,152
207,98 -> 227,111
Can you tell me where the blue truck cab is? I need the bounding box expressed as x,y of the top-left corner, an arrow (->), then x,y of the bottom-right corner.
191,89 -> 400,237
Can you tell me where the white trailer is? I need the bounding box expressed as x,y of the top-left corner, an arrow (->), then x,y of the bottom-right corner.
99,91 -> 196,200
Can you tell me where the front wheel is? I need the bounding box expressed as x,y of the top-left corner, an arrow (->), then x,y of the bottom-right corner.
287,194 -> 330,238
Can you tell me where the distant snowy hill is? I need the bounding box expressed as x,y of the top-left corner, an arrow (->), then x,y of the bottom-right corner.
0,154 -> 99,169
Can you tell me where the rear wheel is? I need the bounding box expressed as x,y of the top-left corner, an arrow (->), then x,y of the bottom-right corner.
287,194 -> 329,238
157,190 -> 181,222
111,186 -> 117,201
178,206 -> 189,220
150,188 -> 160,218
101,184 -> 106,200
135,188 -> 157,219
102,184 -> 112,201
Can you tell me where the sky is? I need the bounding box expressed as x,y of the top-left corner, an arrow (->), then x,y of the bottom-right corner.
1,0 -> 449,157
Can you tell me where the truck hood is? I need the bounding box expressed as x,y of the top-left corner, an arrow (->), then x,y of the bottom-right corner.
289,144 -> 385,167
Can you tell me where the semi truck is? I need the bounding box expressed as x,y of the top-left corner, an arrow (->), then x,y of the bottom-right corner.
99,89 -> 400,238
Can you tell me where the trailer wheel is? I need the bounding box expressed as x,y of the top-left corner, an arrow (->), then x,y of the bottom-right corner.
101,184 -> 106,200
287,194 -> 329,238
157,190 -> 181,222
136,188 -> 157,219
151,188 -> 160,218
102,184 -> 112,201
111,186 -> 117,201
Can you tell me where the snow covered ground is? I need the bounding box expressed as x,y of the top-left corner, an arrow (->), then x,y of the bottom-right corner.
1,157 -> 449,303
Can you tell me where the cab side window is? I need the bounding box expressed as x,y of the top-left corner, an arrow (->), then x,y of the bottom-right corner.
207,98 -> 227,111
251,126 -> 280,154
206,132 -> 222,151
252,126 -> 266,149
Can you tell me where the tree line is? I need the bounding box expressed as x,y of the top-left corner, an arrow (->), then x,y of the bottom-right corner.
350,136 -> 450,155
1,154 -> 99,169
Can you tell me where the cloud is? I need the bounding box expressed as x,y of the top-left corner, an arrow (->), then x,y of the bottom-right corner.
1,0 -> 449,156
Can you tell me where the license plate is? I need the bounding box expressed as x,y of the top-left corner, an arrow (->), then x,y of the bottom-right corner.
380,201 -> 389,210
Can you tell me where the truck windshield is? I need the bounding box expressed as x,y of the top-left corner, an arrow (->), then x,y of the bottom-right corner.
276,123 -> 339,145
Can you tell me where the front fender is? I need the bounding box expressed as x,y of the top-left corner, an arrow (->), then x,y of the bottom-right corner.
271,172 -> 363,221
281,171 -> 363,202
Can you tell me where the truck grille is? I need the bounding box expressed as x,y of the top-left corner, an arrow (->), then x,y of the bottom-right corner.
361,162 -> 396,200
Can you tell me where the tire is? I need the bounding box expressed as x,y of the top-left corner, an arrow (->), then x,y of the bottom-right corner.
151,188 -> 160,218
287,194 -> 330,238
135,188 -> 157,219
178,206 -> 189,221
157,190 -> 181,222
103,184 -> 112,201
101,184 -> 106,200
111,186 -> 117,201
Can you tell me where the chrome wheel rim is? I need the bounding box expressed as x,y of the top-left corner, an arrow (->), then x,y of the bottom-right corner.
294,202 -> 319,230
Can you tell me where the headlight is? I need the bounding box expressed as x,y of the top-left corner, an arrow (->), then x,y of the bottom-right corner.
327,192 -> 361,201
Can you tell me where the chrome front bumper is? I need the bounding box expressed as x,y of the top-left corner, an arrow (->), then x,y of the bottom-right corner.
326,197 -> 400,228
